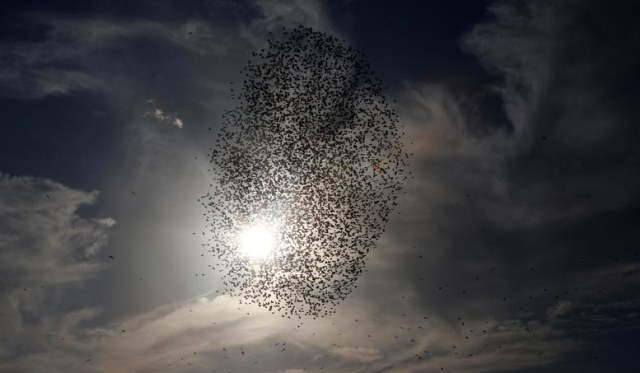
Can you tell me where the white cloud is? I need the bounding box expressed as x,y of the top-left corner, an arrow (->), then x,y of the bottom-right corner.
172,117 -> 184,129
144,107 -> 184,128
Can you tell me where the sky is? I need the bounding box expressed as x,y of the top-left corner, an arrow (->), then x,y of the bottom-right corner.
1,0 -> 639,372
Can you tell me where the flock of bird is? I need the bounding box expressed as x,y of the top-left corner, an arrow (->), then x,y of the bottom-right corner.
200,26 -> 408,317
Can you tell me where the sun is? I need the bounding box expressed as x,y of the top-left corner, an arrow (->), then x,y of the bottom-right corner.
238,223 -> 276,259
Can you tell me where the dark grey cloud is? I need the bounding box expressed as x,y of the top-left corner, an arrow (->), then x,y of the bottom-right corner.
357,0 -> 640,370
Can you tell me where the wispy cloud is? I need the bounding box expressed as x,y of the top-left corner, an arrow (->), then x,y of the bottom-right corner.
0,16 -> 230,99
0,173 -> 114,286
144,104 -> 184,128
0,290 -> 580,373
0,173 -> 114,372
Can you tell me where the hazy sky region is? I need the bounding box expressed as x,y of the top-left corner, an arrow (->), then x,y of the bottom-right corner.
1,1 -> 639,372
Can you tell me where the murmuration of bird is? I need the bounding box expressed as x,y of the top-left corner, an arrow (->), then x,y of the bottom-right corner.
200,26 -> 409,318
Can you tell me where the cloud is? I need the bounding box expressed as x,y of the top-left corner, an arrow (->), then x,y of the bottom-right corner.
331,346 -> 382,363
0,289 -> 578,373
0,0 -> 335,99
0,173 -> 114,372
240,0 -> 337,50
0,16 -> 230,99
0,173 -> 114,287
253,0 -> 332,31
369,1 -> 640,370
462,0 -> 640,164
1,1 -> 639,372
143,106 -> 184,128
547,300 -> 572,319
0,68 -> 104,100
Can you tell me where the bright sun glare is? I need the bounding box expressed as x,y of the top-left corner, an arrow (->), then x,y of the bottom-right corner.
238,224 -> 275,259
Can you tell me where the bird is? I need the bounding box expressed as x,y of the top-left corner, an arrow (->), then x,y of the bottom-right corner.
200,25 -> 409,318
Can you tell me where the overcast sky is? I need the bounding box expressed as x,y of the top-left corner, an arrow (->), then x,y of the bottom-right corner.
1,1 -> 639,372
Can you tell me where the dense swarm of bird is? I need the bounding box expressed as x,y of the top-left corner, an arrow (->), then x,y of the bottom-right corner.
200,26 -> 408,317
